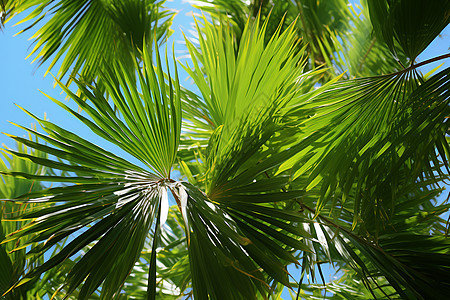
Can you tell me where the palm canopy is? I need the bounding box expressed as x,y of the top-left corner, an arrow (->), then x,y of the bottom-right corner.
1,0 -> 450,299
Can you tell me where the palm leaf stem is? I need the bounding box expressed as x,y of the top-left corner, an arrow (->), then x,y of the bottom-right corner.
392,53 -> 450,75
147,205 -> 161,300
357,37 -> 377,74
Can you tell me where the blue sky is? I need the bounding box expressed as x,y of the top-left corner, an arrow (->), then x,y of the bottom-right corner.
0,0 -> 449,296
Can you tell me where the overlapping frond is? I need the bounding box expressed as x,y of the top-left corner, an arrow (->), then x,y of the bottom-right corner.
2,1 -> 450,298
299,164 -> 450,297
325,1 -> 409,77
296,231 -> 450,300
340,232 -> 450,299
190,0 -> 353,75
175,15 -> 334,298
281,66 -> 450,228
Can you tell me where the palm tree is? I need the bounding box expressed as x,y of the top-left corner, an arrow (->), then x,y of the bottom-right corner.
1,0 -> 450,299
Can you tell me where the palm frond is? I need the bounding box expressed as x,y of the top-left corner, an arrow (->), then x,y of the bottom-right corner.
2,2 -> 450,298
0,43 -> 182,299
6,0 -> 174,88
0,0 -> 12,29
190,0 -> 354,75
175,15 -> 332,298
367,0 -> 450,62
290,160 -> 450,299
345,232 -> 450,299
280,66 -> 450,228
179,14 -> 312,164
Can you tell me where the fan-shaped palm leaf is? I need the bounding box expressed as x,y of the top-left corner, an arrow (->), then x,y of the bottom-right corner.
367,0 -> 450,62
0,43 -> 182,299
179,14 -> 327,166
